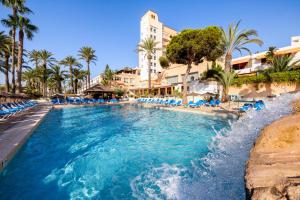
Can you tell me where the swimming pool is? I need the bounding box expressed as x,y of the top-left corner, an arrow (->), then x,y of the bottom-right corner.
0,105 -> 229,199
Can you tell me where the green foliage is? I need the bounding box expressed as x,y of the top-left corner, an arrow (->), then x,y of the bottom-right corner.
266,54 -> 300,72
214,71 -> 236,102
166,27 -> 224,65
173,88 -> 183,98
137,37 -> 159,59
201,62 -> 224,80
221,21 -> 263,72
159,56 -> 169,68
101,64 -> 114,86
114,87 -> 125,97
232,70 -> 300,86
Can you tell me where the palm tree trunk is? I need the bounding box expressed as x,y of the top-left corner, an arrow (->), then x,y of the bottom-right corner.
11,28 -> 16,94
74,80 -> 78,94
225,53 -> 232,73
57,81 -> 62,93
222,86 -> 229,102
87,61 -> 90,88
182,63 -> 192,104
69,65 -> 73,93
4,54 -> 10,92
16,30 -> 24,94
147,57 -> 151,95
43,64 -> 47,97
85,76 -> 87,89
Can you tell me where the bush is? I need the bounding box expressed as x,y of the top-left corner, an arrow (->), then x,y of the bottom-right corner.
232,70 -> 300,86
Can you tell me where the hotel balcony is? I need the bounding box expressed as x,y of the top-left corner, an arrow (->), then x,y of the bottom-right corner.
235,64 -> 270,75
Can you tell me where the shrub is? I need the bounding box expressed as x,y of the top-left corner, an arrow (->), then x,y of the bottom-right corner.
232,70 -> 300,86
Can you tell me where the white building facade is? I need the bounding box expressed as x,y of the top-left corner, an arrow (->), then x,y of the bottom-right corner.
233,36 -> 300,75
139,10 -> 177,81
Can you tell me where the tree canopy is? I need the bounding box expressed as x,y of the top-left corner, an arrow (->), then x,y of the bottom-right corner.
166,26 -> 224,65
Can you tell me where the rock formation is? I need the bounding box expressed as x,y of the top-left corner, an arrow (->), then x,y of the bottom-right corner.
245,100 -> 300,200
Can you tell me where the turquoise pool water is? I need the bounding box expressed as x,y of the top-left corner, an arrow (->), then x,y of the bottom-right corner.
0,105 -> 229,199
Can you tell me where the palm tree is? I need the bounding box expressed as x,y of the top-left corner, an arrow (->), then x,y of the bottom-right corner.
215,71 -> 236,102
49,65 -> 67,93
22,68 -> 35,93
137,37 -> 159,93
28,49 -> 40,68
1,0 -> 32,93
0,32 -> 12,92
78,46 -> 97,88
1,15 -> 18,93
73,68 -> 87,94
221,21 -> 263,72
267,54 -> 300,72
60,56 -> 81,93
38,50 -> 56,97
15,16 -> 38,93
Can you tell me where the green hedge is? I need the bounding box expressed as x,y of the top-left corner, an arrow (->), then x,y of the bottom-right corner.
232,70 -> 300,86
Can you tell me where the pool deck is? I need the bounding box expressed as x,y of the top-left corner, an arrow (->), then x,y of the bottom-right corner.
0,103 -> 52,171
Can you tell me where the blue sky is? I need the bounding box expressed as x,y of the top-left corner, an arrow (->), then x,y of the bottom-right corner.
1,0 -> 300,83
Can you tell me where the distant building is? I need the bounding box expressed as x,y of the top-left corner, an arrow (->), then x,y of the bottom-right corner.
139,10 -> 177,81
113,67 -> 141,89
232,36 -> 300,76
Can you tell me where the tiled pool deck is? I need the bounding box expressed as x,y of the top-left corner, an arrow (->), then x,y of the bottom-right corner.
0,104 -> 52,171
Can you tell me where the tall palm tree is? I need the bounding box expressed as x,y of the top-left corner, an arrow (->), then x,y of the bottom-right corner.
38,50 -> 56,97
0,32 -> 12,92
221,21 -> 263,72
49,65 -> 67,93
1,0 -> 32,93
16,16 -> 38,93
215,71 -> 236,102
1,15 -> 18,93
60,56 -> 81,93
137,37 -> 159,93
78,46 -> 97,88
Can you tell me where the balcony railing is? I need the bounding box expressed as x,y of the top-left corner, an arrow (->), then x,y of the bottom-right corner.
235,64 -> 270,74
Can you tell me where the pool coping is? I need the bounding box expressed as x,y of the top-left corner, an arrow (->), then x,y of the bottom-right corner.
0,104 -> 52,171
135,103 -> 239,119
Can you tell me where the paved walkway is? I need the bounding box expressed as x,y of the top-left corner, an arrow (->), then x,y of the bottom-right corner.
0,104 -> 52,171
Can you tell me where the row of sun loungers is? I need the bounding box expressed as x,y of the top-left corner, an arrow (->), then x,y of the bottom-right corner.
137,98 -> 221,107
137,98 -> 183,106
0,101 -> 37,119
137,98 -> 266,112
239,100 -> 265,112
51,98 -> 119,105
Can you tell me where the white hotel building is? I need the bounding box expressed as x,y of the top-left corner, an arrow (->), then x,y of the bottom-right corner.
138,10 -> 177,81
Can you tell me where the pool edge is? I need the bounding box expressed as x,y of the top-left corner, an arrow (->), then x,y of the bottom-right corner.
0,104 -> 52,171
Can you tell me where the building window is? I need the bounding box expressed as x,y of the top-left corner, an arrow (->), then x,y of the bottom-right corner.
261,58 -> 267,64
124,78 -> 129,83
130,78 -> 134,83
154,63 -> 156,67
154,56 -> 156,60
151,14 -> 155,19
154,36 -> 156,40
